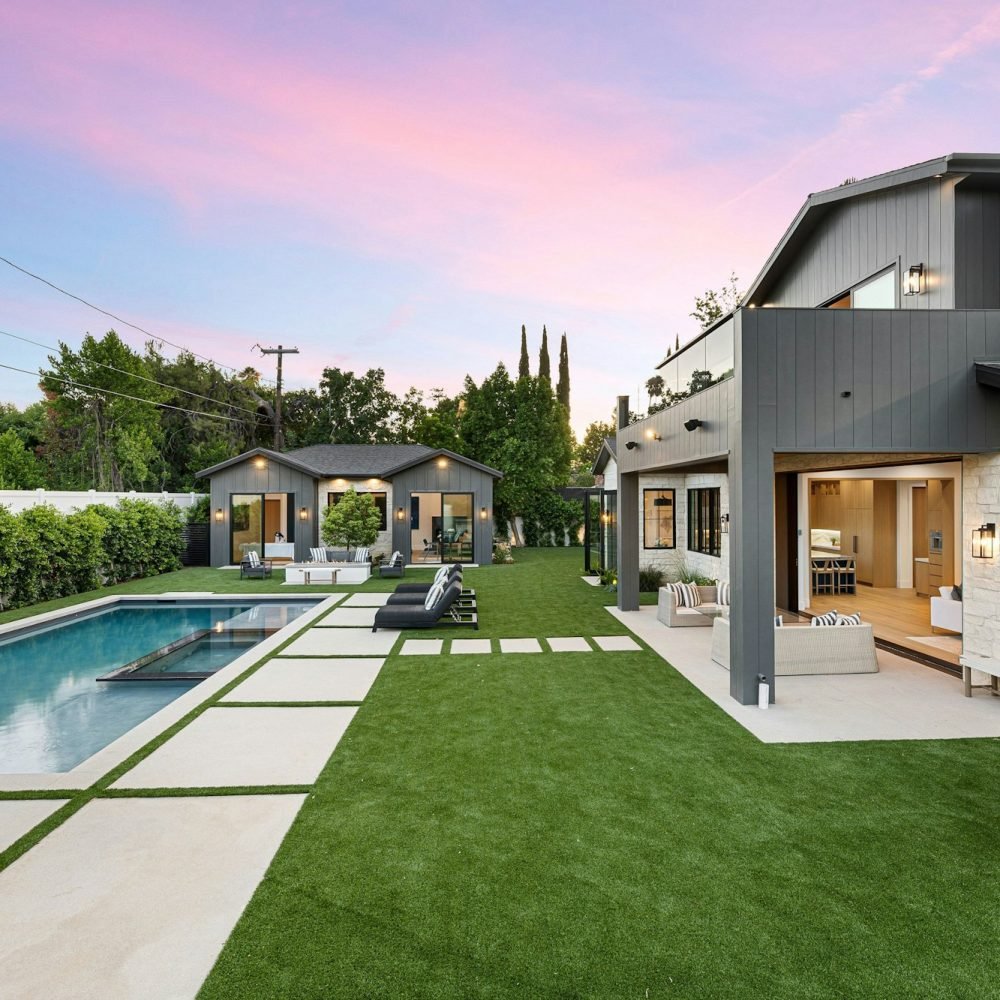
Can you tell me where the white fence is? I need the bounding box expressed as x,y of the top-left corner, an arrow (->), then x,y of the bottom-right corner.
0,490 -> 207,514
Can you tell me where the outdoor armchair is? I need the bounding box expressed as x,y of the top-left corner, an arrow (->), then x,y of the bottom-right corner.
240,550 -> 273,580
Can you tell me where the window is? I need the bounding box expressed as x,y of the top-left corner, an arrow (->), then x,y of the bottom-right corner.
643,489 -> 675,549
687,488 -> 721,557
824,266 -> 897,309
327,491 -> 387,530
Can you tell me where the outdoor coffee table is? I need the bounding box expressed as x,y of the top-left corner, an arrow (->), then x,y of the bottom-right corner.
695,607 -> 725,621
290,565 -> 338,585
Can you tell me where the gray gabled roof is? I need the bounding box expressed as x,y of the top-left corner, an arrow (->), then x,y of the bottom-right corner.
195,443 -> 502,480
285,444 -> 433,477
591,437 -> 617,476
745,153 -> 1000,307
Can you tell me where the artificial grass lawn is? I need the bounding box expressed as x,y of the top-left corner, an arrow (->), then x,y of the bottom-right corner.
196,550 -> 1000,999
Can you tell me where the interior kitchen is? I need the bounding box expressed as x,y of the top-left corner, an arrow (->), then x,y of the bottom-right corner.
798,462 -> 963,668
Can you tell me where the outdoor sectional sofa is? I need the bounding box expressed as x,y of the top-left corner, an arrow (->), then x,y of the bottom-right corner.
710,617 -> 879,676
656,584 -> 726,627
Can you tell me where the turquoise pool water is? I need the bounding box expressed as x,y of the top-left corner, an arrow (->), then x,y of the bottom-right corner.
0,599 -> 318,774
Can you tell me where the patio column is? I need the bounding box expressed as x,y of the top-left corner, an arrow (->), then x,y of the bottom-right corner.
617,471 -> 639,611
729,310 -> 776,705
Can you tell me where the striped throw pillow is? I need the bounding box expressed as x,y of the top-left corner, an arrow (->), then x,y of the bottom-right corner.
676,582 -> 701,608
309,547 -> 327,563
717,581 -> 730,606
354,547 -> 369,564
810,610 -> 839,627
774,615 -> 783,628
834,612 -> 862,626
247,550 -> 260,567
424,580 -> 445,610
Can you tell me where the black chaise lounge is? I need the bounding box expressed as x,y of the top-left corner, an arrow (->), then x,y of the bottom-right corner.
372,580 -> 478,631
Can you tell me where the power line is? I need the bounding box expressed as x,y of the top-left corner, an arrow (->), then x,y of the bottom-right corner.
0,327 -> 265,419
0,253 -> 278,385
0,362 -> 261,426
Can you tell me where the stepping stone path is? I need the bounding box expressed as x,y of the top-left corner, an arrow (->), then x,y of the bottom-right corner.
546,637 -> 592,652
499,638 -> 543,654
593,635 -> 642,652
387,635 -> 641,655
451,639 -> 493,655
401,639 -> 444,656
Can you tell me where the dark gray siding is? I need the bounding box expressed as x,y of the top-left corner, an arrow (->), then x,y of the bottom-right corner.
389,459 -> 497,565
209,460 -> 319,566
765,178 -> 956,310
728,307 -> 1000,703
955,187 -> 1000,308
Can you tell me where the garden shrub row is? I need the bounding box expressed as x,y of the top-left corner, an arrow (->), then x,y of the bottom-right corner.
0,499 -> 185,610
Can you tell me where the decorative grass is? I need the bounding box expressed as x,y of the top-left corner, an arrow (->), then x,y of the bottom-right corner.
197,550 -> 1000,999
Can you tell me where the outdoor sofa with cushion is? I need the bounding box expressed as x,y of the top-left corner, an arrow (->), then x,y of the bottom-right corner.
930,585 -> 962,633
372,579 -> 478,631
710,617 -> 879,675
657,584 -> 726,627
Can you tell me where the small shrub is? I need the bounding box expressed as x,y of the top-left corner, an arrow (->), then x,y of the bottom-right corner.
492,541 -> 514,564
599,567 -> 617,591
638,565 -> 665,592
678,566 -> 716,586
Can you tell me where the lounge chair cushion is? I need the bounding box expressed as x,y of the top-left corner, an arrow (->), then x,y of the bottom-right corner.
424,581 -> 445,609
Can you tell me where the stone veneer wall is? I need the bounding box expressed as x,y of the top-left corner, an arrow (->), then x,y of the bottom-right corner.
637,472 -> 729,582
318,479 -> 395,558
962,454 -> 1000,661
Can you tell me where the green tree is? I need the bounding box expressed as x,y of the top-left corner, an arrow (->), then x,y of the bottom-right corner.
40,331 -> 166,490
284,368 -> 401,446
412,389 -> 462,450
556,333 -> 570,413
538,325 -> 551,381
690,272 -> 742,330
321,488 -> 382,553
518,325 -> 530,380
574,419 -> 616,484
0,428 -> 43,488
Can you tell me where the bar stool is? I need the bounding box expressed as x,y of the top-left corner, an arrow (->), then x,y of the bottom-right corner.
834,558 -> 856,595
812,559 -> 834,595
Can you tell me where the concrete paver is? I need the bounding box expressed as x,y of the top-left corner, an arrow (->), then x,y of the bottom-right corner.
0,795 -> 305,1000
343,593 -> 392,606
112,707 -> 356,788
400,639 -> 444,656
499,638 -> 543,654
0,800 -> 68,853
317,607 -> 379,627
593,635 -> 642,652
280,627 -> 398,657
546,637 -> 592,652
222,658 -> 384,703
450,639 -> 493,655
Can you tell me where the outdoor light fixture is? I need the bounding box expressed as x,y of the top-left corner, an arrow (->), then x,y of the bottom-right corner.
683,418 -> 703,432
214,507 -> 224,522
480,506 -> 489,520
437,458 -> 448,468
652,496 -> 672,507
396,506 -> 405,522
721,513 -> 730,533
254,456 -> 266,469
645,429 -> 662,441
625,440 -> 639,450
972,523 -> 996,559
904,263 -> 924,296
298,506 -> 308,521
600,511 -> 612,526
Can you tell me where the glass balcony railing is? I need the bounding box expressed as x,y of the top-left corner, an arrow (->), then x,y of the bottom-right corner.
654,315 -> 734,406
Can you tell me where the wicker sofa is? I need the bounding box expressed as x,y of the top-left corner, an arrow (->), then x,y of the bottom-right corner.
657,584 -> 726,627
710,617 -> 879,676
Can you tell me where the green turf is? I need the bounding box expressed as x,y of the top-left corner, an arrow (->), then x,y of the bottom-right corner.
195,549 -> 1000,999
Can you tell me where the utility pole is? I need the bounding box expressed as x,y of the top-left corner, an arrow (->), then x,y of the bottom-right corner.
256,344 -> 299,450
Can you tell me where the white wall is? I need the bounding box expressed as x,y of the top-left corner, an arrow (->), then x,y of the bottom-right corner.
636,471 -> 729,582
962,454 -> 1000,661
318,478 -> 394,557
0,490 -> 206,514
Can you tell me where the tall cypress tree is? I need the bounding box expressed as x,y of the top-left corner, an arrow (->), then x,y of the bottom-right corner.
518,325 -> 530,380
556,333 -> 570,414
538,325 -> 551,381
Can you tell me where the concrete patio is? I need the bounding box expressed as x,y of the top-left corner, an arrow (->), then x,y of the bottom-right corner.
610,606 -> 1000,743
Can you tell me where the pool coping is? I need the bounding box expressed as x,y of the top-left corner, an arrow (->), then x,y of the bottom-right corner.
0,593 -> 342,792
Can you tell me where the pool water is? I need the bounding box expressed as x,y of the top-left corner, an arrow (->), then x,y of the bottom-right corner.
0,600 -> 317,773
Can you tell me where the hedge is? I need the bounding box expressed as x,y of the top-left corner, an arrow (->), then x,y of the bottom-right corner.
0,499 -> 185,611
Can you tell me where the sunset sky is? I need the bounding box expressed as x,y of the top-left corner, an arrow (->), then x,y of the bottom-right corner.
3,1 -> 1000,433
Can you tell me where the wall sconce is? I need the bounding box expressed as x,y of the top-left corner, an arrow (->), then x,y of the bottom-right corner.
600,511 -> 612,526
721,513 -> 730,534
683,418 -> 703,432
396,506 -> 405,522
904,263 -> 924,296
644,429 -> 662,441
298,506 -> 308,521
625,441 -> 639,450
972,522 -> 996,559
479,506 -> 489,520
214,507 -> 224,522
437,458 -> 448,469
254,457 -> 267,469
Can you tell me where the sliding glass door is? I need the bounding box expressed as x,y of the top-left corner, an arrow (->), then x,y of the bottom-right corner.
409,492 -> 474,563
230,493 -> 295,563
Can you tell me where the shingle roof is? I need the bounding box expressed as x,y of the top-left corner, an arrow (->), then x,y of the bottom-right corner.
285,444 -> 433,477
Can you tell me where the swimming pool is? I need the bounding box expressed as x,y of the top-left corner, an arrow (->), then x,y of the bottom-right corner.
0,598 -> 321,774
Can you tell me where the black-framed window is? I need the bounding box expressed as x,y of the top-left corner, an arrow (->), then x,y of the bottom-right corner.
687,488 -> 721,557
328,491 -> 387,531
643,489 -> 675,549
